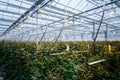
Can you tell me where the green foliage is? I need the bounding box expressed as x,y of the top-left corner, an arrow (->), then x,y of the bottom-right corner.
0,41 -> 120,80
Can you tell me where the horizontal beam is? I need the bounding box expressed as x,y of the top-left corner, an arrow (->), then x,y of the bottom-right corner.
1,0 -> 120,38
0,0 -> 28,10
45,1 -> 120,29
1,0 -> 52,37
0,11 -> 56,23
0,27 -> 7,29
0,17 -> 55,25
74,0 -> 120,17
0,18 -> 14,23
0,9 -> 21,15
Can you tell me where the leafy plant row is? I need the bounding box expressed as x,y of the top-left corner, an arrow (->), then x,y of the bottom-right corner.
0,41 -> 120,80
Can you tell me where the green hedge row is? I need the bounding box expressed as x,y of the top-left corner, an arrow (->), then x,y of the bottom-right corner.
0,41 -> 120,80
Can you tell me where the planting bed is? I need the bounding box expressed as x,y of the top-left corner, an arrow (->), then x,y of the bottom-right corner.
0,41 -> 120,80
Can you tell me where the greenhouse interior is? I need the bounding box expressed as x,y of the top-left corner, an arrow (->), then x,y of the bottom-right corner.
0,0 -> 120,80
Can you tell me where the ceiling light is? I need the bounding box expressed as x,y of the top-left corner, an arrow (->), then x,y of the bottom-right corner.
20,22 -> 24,29
110,30 -> 115,34
63,19 -> 69,27
79,20 -> 86,24
27,16 -> 32,19
113,31 -> 115,34
109,9 -> 116,17
38,9 -> 43,13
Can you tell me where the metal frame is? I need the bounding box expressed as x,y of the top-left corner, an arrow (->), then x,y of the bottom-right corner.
0,0 -> 120,41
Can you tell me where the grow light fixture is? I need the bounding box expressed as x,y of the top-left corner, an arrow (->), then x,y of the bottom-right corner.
63,19 -> 69,27
20,22 -> 24,29
66,45 -> 69,51
88,59 -> 106,65
50,52 -> 66,55
110,30 -> 115,34
27,16 -> 32,19
112,31 -> 115,34
50,45 -> 70,56
109,9 -> 116,17
38,9 -> 43,13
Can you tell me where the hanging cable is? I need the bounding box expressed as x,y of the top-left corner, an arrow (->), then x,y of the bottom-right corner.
39,2 -> 52,42
38,0 -> 70,51
109,2 -> 116,18
51,0 -> 69,51
86,0 -> 106,65
36,12 -> 39,50
35,13 -> 42,42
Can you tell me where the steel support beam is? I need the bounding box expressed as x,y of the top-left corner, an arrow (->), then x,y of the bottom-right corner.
0,24 -> 10,27
0,9 -> 63,20
1,0 -> 52,37
0,0 -> 28,10
1,0 -> 120,40
45,0 -> 120,29
110,0 -> 120,8
0,9 -> 21,15
0,18 -> 54,26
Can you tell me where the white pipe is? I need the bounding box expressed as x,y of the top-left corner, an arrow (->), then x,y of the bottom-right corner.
73,50 -> 89,53
88,59 -> 106,65
50,52 -> 66,55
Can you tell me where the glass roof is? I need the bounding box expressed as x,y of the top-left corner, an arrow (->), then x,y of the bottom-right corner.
0,0 -> 120,41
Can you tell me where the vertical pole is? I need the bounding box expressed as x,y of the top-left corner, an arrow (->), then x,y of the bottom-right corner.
73,16 -> 75,41
105,24 -> 108,41
19,33 -> 24,42
88,45 -> 90,50
15,35 -> 18,41
92,22 -> 95,40
36,13 -> 39,49
27,35 -> 31,42
66,34 -> 68,41
81,33 -> 83,41
60,34 -> 62,41
16,36 -> 19,42
115,26 -> 116,41
108,44 -> 112,52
